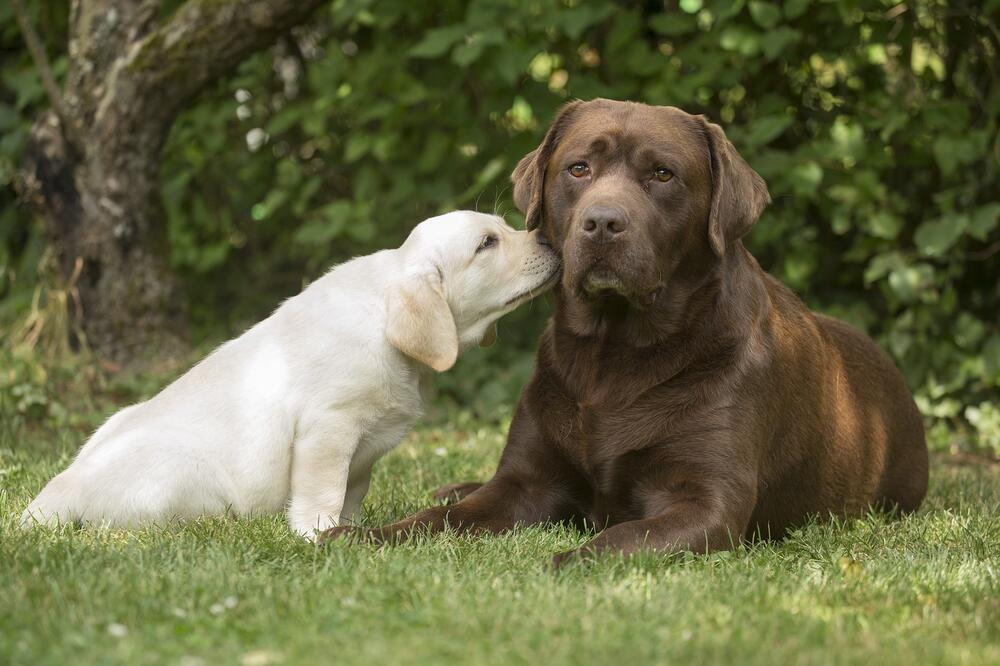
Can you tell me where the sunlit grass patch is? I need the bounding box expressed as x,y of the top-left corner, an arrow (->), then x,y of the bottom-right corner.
2,424 -> 997,666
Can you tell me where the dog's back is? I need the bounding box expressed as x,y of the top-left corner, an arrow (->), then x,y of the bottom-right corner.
814,313 -> 928,514
746,272 -> 928,538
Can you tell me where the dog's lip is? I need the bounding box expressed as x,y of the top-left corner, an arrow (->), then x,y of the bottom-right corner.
582,269 -> 627,295
578,267 -> 662,308
504,266 -> 562,307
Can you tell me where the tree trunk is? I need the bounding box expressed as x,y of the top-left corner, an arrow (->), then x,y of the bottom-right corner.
18,0 -> 324,363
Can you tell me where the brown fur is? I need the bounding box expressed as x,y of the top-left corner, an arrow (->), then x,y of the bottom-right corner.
324,99 -> 928,565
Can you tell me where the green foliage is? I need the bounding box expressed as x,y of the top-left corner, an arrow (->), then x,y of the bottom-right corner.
1,0 -> 998,452
0,348 -> 62,427
0,352 -> 162,460
0,1 -> 63,321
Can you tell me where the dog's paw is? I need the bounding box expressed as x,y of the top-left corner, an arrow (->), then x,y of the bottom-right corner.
431,481 -> 483,505
551,549 -> 578,569
316,525 -> 368,545
551,547 -> 599,570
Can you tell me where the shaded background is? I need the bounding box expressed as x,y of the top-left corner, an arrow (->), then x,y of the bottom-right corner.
0,0 -> 997,453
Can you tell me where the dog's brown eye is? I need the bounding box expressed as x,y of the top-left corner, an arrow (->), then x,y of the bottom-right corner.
568,162 -> 591,178
654,167 -> 674,182
476,234 -> 498,253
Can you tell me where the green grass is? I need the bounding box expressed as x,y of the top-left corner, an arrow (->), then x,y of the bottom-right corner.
2,415 -> 998,666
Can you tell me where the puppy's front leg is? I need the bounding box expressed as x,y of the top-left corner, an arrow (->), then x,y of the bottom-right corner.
321,399 -> 585,545
287,418 -> 358,541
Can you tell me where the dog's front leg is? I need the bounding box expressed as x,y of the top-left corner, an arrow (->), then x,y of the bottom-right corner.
321,471 -> 569,544
552,485 -> 755,568
287,418 -> 358,541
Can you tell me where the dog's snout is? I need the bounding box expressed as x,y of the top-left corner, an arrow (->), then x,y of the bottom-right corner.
582,205 -> 628,241
536,233 -> 551,247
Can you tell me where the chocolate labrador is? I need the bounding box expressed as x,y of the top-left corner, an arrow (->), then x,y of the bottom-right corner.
324,99 -> 929,566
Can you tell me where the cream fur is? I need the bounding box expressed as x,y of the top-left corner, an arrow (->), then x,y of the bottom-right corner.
21,211 -> 559,540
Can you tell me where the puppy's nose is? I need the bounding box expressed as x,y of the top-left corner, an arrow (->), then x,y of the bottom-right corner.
582,205 -> 628,241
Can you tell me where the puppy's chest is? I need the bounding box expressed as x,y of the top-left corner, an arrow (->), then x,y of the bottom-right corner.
343,369 -> 425,450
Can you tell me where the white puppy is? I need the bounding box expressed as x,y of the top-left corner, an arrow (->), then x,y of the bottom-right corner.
22,211 -> 559,539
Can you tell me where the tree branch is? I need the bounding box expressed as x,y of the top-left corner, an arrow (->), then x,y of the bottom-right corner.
10,0 -> 85,155
122,0 -> 326,120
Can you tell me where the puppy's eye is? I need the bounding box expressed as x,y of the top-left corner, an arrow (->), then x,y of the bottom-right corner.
476,234 -> 498,253
568,162 -> 591,178
654,167 -> 674,182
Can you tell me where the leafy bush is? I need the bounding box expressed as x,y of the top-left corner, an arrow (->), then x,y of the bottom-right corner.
2,0 -> 997,452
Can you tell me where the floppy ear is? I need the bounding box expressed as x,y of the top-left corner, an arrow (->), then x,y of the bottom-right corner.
386,270 -> 458,372
511,100 -> 583,231
700,117 -> 771,257
479,321 -> 498,348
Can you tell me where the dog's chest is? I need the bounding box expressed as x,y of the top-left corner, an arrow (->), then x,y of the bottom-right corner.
545,379 -> 708,517
543,390 -> 633,471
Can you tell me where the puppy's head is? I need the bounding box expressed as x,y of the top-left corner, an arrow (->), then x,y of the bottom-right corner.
387,211 -> 560,371
512,99 -> 769,312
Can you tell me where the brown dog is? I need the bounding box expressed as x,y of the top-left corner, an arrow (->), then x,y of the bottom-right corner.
324,99 -> 928,565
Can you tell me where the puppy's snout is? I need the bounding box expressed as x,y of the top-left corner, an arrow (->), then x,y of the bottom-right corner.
527,228 -> 552,248
522,230 -> 561,279
582,205 -> 628,242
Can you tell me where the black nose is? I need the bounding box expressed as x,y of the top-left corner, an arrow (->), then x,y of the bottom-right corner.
582,205 -> 628,241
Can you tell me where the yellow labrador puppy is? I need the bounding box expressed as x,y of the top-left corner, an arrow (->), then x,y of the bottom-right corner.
22,211 -> 560,539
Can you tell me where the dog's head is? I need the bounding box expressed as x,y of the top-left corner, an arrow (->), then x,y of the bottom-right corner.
386,211 -> 560,371
512,99 -> 769,315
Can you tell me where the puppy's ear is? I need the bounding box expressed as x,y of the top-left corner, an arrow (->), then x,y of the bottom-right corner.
511,100 -> 583,231
700,117 -> 771,257
386,270 -> 458,372
479,322 -> 498,348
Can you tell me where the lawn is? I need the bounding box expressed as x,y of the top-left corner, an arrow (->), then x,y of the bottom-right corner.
1,413 -> 998,666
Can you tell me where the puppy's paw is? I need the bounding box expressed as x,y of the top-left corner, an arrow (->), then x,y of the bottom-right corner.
291,518 -> 337,542
431,481 -> 483,505
293,525 -> 323,542
289,509 -> 338,541
19,509 -> 39,530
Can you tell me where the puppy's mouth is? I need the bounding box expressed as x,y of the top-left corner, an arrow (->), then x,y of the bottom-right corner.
504,265 -> 562,307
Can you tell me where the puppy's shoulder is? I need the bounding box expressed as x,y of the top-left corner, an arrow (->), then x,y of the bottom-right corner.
307,249 -> 398,299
